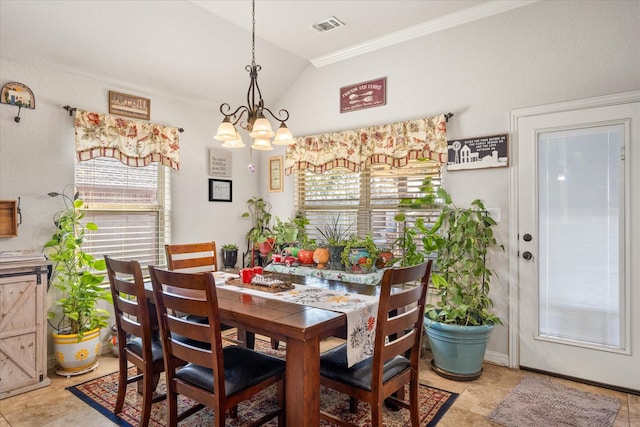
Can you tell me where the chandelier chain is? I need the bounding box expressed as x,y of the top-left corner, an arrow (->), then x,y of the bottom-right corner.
251,0 -> 256,67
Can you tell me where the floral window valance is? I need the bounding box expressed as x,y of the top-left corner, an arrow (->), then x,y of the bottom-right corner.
285,114 -> 447,175
75,109 -> 180,170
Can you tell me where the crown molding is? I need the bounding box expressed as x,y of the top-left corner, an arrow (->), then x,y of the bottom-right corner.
310,0 -> 539,68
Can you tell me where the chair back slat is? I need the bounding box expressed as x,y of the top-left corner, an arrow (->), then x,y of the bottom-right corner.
372,260 -> 432,387
165,242 -> 218,273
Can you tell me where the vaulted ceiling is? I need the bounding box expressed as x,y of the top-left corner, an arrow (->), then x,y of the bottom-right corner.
0,1 -> 534,109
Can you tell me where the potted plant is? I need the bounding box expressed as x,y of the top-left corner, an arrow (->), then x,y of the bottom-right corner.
44,186 -> 111,374
242,197 -> 274,256
316,213 -> 354,270
297,233 -> 317,266
410,180 -> 503,380
221,243 -> 239,269
341,234 -> 379,274
272,216 -> 299,248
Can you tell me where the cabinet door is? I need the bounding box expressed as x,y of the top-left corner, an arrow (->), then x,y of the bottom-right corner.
0,273 -> 41,394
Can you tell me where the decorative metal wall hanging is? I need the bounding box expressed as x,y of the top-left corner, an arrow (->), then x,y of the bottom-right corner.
1,82 -> 35,123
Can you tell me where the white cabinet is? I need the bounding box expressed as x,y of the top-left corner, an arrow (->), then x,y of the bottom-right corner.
0,260 -> 51,399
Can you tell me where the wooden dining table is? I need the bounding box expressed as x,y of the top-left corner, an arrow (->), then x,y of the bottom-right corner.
146,272 -> 381,427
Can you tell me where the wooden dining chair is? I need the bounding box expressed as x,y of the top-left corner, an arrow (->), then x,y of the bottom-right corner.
105,256 -> 166,427
318,260 -> 433,427
165,241 -> 280,350
165,241 -> 218,273
148,266 -> 286,427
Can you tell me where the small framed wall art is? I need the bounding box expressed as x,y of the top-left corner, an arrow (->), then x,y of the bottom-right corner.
108,90 -> 150,120
209,148 -> 232,176
208,179 -> 232,202
268,156 -> 283,193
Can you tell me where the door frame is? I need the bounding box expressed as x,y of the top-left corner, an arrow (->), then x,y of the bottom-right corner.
508,90 -> 640,369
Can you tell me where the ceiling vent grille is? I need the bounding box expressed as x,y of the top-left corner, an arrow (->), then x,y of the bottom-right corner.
312,16 -> 345,33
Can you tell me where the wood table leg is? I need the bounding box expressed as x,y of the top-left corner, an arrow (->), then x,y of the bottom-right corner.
286,337 -> 321,427
235,328 -> 255,349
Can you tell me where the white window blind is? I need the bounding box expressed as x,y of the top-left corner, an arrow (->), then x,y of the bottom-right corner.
75,157 -> 171,271
295,160 -> 442,251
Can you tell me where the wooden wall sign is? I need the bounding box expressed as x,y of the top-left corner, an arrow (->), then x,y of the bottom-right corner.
447,134 -> 509,171
340,77 -> 386,113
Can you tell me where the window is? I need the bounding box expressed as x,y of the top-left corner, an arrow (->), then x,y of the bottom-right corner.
75,157 -> 171,271
295,160 -> 442,251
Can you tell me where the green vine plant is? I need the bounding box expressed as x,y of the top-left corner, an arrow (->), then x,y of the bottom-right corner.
396,178 -> 503,326
426,190 -> 504,326
44,187 -> 111,340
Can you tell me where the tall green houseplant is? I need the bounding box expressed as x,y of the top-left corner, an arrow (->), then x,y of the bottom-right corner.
45,188 -> 111,340
398,177 -> 503,380
426,192 -> 503,327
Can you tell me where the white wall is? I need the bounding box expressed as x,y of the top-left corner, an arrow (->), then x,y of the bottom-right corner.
272,0 -> 640,358
1,0 -> 638,362
0,59 -> 261,254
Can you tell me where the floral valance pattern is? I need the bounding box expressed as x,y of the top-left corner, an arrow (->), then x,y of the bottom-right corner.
75,110 -> 180,170
285,114 -> 447,175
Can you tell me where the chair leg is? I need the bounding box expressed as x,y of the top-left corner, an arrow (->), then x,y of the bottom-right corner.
271,338 -> 279,350
409,379 -> 420,426
114,353 -> 128,414
277,379 -> 286,426
371,398 -> 383,427
168,391 -> 179,427
140,367 -> 154,427
349,396 -> 358,413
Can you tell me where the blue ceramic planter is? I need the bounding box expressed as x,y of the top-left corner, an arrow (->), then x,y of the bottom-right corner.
424,317 -> 494,380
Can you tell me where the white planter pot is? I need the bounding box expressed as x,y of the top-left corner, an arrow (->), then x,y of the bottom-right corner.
52,327 -> 101,373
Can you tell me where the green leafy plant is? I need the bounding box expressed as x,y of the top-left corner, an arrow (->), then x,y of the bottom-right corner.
315,213 -> 354,246
44,187 -> 111,340
425,189 -> 503,327
222,243 -> 238,250
272,216 -> 299,246
396,177 -> 503,326
242,197 -> 273,244
394,178 -> 439,267
341,234 -> 379,273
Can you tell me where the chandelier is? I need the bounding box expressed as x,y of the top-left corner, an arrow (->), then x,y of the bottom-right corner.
214,0 -> 293,151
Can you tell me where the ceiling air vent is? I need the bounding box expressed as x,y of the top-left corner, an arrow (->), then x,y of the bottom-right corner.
312,16 -> 346,33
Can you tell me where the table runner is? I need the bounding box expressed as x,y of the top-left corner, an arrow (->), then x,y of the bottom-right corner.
215,272 -> 378,367
264,263 -> 384,286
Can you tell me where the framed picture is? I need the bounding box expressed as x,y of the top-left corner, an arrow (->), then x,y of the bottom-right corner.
208,148 -> 232,177
208,179 -> 232,202
108,90 -> 150,120
268,156 -> 283,193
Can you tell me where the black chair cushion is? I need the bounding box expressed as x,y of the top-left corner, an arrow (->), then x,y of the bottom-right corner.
320,343 -> 410,391
126,337 -> 164,363
175,346 -> 285,396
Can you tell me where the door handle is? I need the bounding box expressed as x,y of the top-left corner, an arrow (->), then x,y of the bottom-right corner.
522,251 -> 533,260
523,233 -> 532,242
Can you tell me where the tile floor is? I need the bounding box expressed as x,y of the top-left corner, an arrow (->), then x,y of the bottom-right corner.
1,346 -> 638,426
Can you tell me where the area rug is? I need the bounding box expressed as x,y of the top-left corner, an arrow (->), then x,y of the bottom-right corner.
487,376 -> 620,427
68,336 -> 457,426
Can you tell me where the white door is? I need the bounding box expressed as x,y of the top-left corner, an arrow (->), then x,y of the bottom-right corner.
512,91 -> 640,391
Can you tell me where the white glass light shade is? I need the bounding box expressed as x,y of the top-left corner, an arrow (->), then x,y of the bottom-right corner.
249,117 -> 275,138
214,120 -> 238,141
251,137 -> 274,151
272,123 -> 294,145
221,131 -> 245,148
